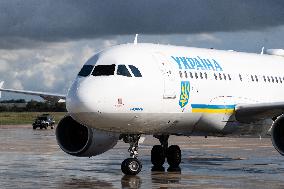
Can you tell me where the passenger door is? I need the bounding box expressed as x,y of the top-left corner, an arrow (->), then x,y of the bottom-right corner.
153,52 -> 177,99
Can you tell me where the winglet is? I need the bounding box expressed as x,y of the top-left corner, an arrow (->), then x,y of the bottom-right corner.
0,81 -> 4,98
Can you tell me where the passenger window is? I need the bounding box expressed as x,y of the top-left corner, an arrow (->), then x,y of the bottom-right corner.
78,65 -> 94,77
214,73 -> 218,80
219,73 -> 222,80
179,71 -> 183,78
117,65 -> 132,77
195,72 -> 198,79
92,64 -> 115,76
271,76 -> 274,83
184,71 -> 188,78
129,65 -> 142,77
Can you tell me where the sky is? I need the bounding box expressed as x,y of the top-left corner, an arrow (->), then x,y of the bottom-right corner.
0,0 -> 284,100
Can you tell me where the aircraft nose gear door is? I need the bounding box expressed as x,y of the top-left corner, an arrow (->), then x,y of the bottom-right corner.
153,52 -> 177,99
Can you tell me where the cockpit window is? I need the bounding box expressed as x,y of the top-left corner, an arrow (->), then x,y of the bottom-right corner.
78,65 -> 94,77
129,65 -> 142,77
117,65 -> 132,77
92,64 -> 115,76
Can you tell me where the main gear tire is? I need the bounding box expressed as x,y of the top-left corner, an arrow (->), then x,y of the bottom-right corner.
151,145 -> 165,167
167,145 -> 181,167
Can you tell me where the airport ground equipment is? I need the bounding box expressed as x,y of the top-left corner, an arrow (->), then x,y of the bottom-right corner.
32,114 -> 55,130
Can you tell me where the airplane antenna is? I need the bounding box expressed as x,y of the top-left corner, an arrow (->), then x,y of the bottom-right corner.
261,47 -> 265,55
0,81 -> 4,98
134,34 -> 138,45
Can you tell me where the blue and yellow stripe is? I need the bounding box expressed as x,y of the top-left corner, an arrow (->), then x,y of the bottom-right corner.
191,104 -> 235,114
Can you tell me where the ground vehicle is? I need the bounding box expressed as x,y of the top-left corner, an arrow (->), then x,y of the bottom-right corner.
32,114 -> 55,129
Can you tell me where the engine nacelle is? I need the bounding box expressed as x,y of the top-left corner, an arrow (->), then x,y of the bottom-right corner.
271,115 -> 284,156
56,116 -> 119,157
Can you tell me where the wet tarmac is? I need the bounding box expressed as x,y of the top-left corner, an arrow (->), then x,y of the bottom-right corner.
0,125 -> 284,189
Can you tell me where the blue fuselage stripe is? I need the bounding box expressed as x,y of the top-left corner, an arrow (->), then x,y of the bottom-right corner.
191,104 -> 236,109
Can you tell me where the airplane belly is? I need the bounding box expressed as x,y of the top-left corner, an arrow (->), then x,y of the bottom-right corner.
223,119 -> 272,137
192,113 -> 228,134
70,112 -> 198,134
191,112 -> 272,137
160,113 -> 199,134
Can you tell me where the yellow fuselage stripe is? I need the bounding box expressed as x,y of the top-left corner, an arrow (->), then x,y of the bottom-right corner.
192,108 -> 235,114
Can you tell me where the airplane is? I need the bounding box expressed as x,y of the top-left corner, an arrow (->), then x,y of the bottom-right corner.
1,42 -> 284,175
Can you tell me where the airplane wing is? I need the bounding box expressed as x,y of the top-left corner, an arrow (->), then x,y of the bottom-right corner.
0,84 -> 66,102
235,102 -> 284,123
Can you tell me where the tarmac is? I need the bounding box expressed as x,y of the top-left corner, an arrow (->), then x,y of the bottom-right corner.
0,125 -> 284,189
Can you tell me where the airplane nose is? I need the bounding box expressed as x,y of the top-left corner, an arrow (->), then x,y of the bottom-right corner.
66,78 -> 92,114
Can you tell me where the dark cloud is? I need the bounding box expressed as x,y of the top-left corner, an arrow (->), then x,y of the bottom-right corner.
0,0 -> 284,48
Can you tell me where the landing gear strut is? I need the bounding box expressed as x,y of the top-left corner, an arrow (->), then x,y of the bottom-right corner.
121,134 -> 142,175
152,135 -> 181,170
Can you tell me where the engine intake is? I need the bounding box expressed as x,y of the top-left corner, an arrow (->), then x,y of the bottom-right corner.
271,115 -> 284,156
56,116 -> 119,157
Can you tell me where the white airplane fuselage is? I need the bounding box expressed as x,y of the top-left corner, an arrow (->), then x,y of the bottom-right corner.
67,43 -> 284,136
2,42 -> 284,175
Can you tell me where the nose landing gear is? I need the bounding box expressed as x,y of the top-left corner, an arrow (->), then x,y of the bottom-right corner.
120,134 -> 181,175
121,134 -> 142,175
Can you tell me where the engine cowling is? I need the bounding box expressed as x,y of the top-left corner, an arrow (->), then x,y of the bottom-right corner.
271,115 -> 284,156
56,116 -> 119,157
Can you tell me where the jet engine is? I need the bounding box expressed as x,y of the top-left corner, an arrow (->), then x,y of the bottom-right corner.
56,116 -> 119,157
271,115 -> 284,156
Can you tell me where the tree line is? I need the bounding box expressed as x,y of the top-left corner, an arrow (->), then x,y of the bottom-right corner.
0,99 -> 67,112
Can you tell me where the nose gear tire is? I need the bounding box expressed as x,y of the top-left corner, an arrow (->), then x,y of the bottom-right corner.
121,158 -> 142,175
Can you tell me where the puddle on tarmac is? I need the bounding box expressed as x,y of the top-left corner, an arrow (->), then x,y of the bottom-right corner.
0,126 -> 284,188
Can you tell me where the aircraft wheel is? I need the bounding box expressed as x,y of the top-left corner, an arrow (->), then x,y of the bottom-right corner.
167,145 -> 181,167
121,158 -> 142,175
151,145 -> 165,167
167,166 -> 181,173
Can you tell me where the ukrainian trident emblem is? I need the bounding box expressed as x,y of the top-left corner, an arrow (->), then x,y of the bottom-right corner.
179,81 -> 190,108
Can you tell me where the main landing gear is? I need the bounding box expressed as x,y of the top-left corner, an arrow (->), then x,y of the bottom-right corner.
120,134 -> 181,175
152,135 -> 181,171
121,134 -> 142,175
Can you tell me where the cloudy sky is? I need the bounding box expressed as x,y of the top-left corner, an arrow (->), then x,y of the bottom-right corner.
0,0 -> 284,100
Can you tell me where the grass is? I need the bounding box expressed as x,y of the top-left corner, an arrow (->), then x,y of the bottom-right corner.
0,112 -> 67,125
